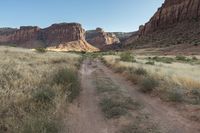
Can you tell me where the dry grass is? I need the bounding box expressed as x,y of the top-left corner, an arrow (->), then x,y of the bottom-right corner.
103,54 -> 200,103
0,46 -> 81,132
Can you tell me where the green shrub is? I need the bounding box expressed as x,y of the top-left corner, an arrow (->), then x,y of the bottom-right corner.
175,55 -> 187,61
35,48 -> 46,53
134,68 -> 147,76
32,87 -> 55,104
53,68 -> 80,102
145,61 -> 155,65
120,52 -> 135,62
192,56 -> 198,61
22,117 -> 59,133
152,56 -> 173,64
140,77 -> 159,93
168,89 -> 183,102
100,98 -> 127,119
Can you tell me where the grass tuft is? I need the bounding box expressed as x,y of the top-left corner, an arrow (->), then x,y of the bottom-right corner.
140,77 -> 159,93
120,52 -> 136,62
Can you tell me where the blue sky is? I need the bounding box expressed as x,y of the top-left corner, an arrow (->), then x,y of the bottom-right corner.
0,0 -> 164,32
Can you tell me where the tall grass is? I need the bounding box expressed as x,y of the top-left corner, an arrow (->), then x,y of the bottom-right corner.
102,54 -> 200,104
0,46 -> 81,133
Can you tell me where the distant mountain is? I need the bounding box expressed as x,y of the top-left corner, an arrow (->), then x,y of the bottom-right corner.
0,23 -> 98,52
112,32 -> 134,41
86,28 -> 120,50
0,28 -> 17,35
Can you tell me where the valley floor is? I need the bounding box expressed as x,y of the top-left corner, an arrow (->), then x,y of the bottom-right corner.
65,59 -> 200,133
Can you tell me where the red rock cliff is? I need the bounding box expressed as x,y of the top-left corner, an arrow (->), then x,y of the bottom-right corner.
139,0 -> 200,35
0,23 -> 98,51
86,28 -> 120,49
42,23 -> 86,46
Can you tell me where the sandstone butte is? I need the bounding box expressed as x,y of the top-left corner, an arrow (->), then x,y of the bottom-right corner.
0,23 -> 99,52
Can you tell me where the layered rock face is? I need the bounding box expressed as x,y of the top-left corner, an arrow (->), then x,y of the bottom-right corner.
86,28 -> 120,49
42,23 -> 85,46
124,0 -> 200,54
139,0 -> 200,35
0,23 -> 98,51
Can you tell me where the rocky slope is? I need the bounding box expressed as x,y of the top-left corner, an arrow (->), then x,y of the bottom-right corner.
139,0 -> 200,35
125,0 -> 200,54
86,28 -> 120,50
0,23 -> 98,51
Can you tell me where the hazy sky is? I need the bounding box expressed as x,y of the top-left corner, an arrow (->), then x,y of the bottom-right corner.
0,0 -> 164,32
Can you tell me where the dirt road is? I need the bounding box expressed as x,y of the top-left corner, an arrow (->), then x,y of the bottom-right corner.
65,59 -> 200,133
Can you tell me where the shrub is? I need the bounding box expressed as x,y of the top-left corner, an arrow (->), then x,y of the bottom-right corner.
32,87 -> 55,104
192,56 -> 198,61
152,56 -> 173,64
22,117 -> 59,133
145,61 -> 155,65
100,98 -> 127,119
120,52 -> 135,62
134,68 -> 147,76
175,55 -> 187,61
53,68 -> 80,102
140,77 -> 159,93
168,89 -> 183,102
35,48 -> 46,53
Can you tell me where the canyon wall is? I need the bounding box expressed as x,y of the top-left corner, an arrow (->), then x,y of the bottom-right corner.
0,23 -> 98,51
139,0 -> 200,35
86,28 -> 120,50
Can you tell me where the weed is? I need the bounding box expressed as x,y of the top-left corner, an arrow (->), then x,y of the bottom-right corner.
145,61 -> 155,65
53,68 -> 80,102
152,56 -> 173,64
100,98 -> 127,119
35,48 -> 46,53
140,77 -> 159,93
32,86 -> 55,104
168,88 -> 183,102
120,52 -> 135,62
134,68 -> 147,76
22,117 -> 59,133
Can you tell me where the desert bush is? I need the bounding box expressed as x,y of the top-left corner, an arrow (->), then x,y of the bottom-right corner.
114,66 -> 127,73
152,56 -> 174,64
192,56 -> 198,61
145,61 -> 155,65
167,89 -> 183,102
175,55 -> 187,61
134,68 -> 147,76
22,117 -> 59,133
140,77 -> 159,93
32,86 -> 55,104
53,68 -> 80,102
35,47 -> 46,53
190,89 -> 200,104
120,52 -> 135,62
100,98 -> 127,119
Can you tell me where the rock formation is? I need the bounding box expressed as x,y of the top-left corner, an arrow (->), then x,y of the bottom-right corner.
86,28 -> 120,50
124,0 -> 200,54
139,0 -> 200,36
0,23 -> 98,51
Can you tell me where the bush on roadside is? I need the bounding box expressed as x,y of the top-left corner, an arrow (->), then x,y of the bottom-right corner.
32,87 -> 55,104
167,88 -> 183,102
140,77 -> 159,93
100,98 -> 127,119
53,68 -> 80,102
134,68 -> 147,76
